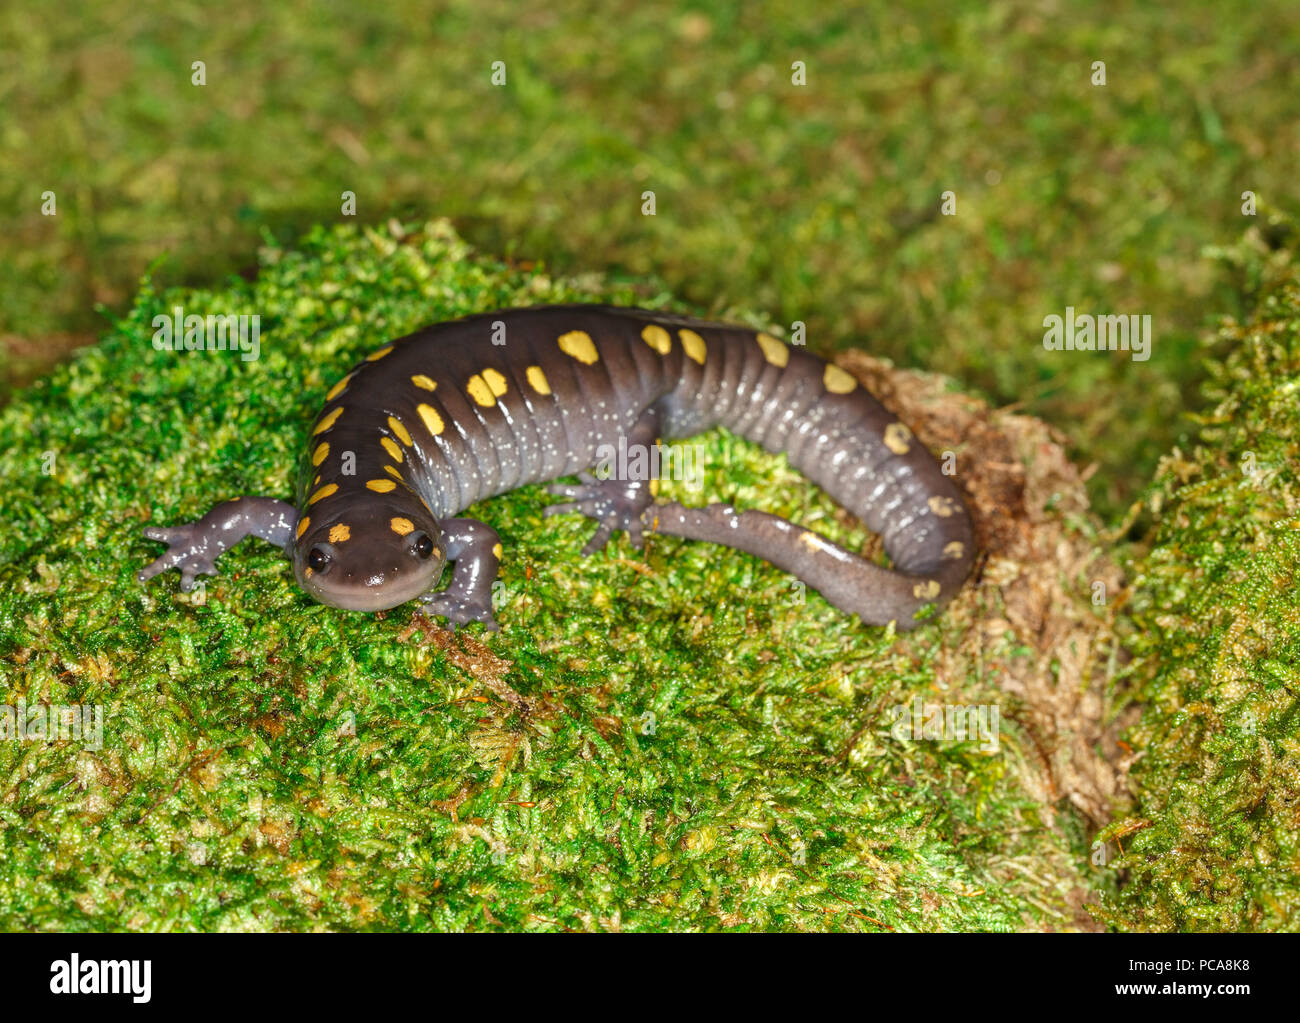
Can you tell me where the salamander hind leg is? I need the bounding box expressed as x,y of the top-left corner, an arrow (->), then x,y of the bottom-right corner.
544,469 -> 657,554
544,405 -> 662,555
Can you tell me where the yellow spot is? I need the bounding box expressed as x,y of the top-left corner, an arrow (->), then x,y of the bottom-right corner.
313,474 -> 321,485
312,442 -> 330,466
387,415 -> 412,447
304,567 -> 313,579
823,364 -> 857,394
329,523 -> 351,544
411,374 -> 437,391
296,516 -> 311,539
466,373 -> 496,407
381,437 -> 403,462
312,406 -> 343,435
390,517 -> 414,536
366,345 -> 393,362
492,542 -> 503,560
883,422 -> 913,455
943,540 -> 966,560
325,373 -> 352,401
913,580 -> 942,601
642,324 -> 672,355
417,403 -> 444,436
525,365 -> 551,395
679,329 -> 707,364
928,496 -> 958,518
384,464 -> 403,480
308,483 -> 338,505
482,367 -> 508,397
755,332 -> 789,367
366,479 -> 397,493
558,330 -> 599,365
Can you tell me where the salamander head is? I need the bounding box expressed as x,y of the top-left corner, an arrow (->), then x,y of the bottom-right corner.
293,501 -> 445,611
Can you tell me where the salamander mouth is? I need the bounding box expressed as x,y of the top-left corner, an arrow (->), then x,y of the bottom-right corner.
295,562 -> 437,611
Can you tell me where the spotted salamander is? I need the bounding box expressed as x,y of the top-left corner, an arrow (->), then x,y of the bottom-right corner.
140,304 -> 974,630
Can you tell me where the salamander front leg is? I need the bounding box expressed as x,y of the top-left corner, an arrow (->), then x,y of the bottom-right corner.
419,517 -> 501,631
139,497 -> 297,591
544,404 -> 662,554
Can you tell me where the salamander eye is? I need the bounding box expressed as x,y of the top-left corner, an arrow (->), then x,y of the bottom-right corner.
412,533 -> 435,560
307,546 -> 330,573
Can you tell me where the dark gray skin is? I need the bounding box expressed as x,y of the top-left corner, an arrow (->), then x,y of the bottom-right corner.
140,304 -> 975,630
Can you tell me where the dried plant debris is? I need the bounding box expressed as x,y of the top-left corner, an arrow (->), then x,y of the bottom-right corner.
844,351 -> 1129,825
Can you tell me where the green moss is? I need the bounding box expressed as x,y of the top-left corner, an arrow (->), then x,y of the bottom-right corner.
1099,219 -> 1300,931
0,219 -> 1091,931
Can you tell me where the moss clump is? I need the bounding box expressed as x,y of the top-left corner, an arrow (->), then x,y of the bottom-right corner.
1098,220 -> 1300,931
0,219 -> 1109,931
